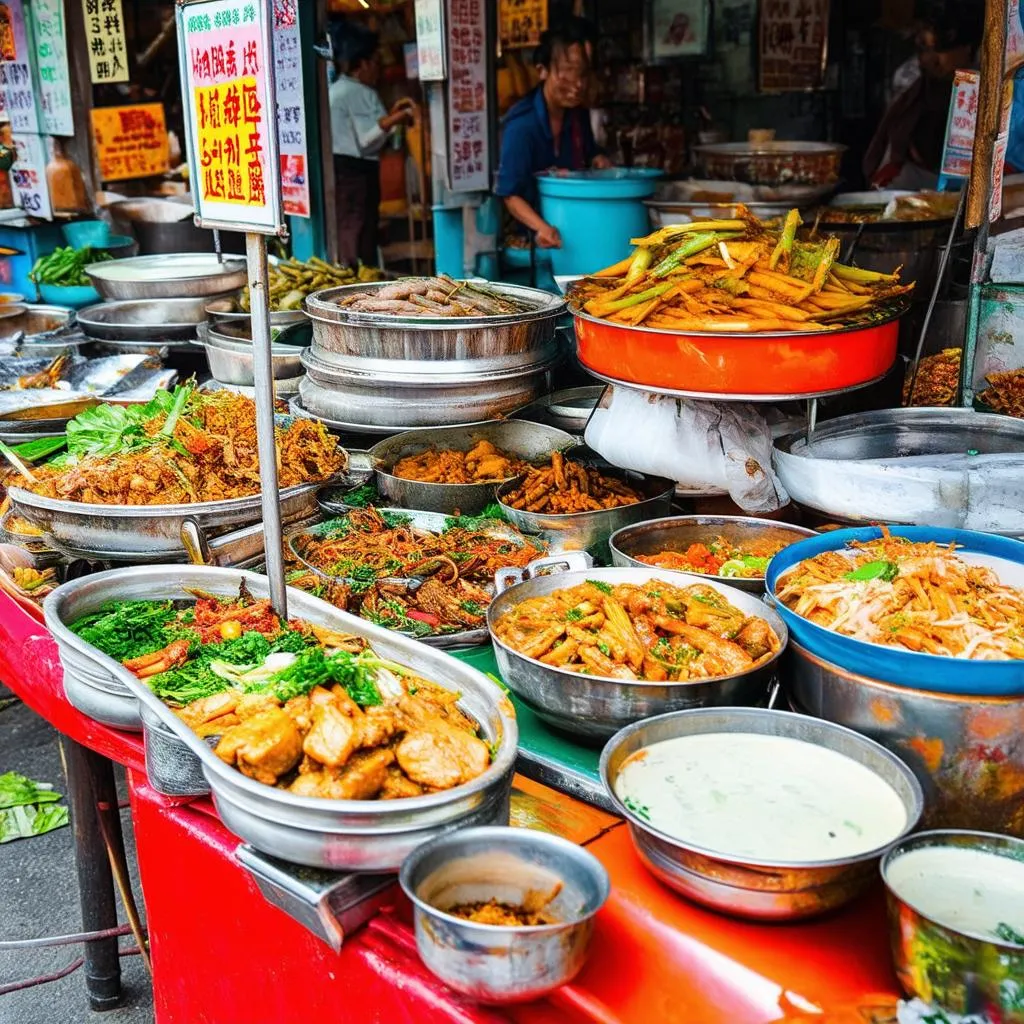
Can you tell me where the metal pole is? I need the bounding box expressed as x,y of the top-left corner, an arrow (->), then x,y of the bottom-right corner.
246,231 -> 287,617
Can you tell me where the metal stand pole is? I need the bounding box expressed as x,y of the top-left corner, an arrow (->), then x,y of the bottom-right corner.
60,738 -> 122,1011
246,231 -> 287,617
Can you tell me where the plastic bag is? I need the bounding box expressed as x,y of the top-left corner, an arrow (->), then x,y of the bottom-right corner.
584,387 -> 789,514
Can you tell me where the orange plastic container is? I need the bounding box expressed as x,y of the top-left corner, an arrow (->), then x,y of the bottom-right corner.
574,311 -> 901,398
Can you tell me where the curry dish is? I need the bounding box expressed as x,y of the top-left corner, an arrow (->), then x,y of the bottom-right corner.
391,440 -> 527,485
774,529 -> 1024,660
493,578 -> 780,681
70,588 -> 493,800
638,535 -> 789,579
501,451 -> 644,514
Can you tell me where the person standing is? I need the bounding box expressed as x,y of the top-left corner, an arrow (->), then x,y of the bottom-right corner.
329,28 -> 414,266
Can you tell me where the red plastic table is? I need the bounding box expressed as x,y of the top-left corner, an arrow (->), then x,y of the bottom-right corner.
0,591 -> 902,1023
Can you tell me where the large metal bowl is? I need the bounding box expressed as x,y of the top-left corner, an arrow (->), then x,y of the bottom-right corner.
305,280 -> 566,377
496,456 -> 674,562
76,297 -> 216,341
766,526 -> 1024,696
692,141 -> 845,187
882,829 -> 1024,1019
786,642 -> 1024,838
196,321 -> 309,385
205,294 -> 308,329
610,516 -> 818,593
399,825 -> 609,1003
601,707 -> 924,920
487,567 -> 787,740
44,565 -> 518,869
85,253 -> 247,300
367,421 -> 576,515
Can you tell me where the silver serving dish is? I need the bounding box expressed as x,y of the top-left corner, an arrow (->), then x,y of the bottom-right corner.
882,830 -> 1024,1018
609,516 -> 818,593
305,281 -> 566,377
601,707 -> 924,920
76,297 -> 218,341
43,565 -> 518,869
85,254 -> 248,300
300,350 -> 557,429
495,455 -> 674,562
205,294 -> 308,329
399,825 -> 608,1003
774,409 -> 1024,535
786,641 -> 1024,838
693,141 -> 845,187
196,321 -> 307,385
7,476 -> 336,563
367,421 -> 576,515
488,566 -> 786,740
286,507 -> 541,650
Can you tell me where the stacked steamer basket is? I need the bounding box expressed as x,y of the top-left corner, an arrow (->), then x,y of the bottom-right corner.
298,280 -> 567,439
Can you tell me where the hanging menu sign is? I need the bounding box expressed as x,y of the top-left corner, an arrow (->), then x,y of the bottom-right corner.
30,0 -> 73,135
10,133 -> 51,219
82,0 -> 129,84
272,0 -> 308,218
939,69 -> 979,182
177,0 -> 283,234
414,0 -> 445,82
0,0 -> 39,134
499,0 -> 548,50
446,0 -> 488,192
758,0 -> 829,92
91,102 -> 170,180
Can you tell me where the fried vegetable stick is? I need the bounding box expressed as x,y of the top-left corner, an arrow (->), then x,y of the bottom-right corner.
769,210 -> 802,271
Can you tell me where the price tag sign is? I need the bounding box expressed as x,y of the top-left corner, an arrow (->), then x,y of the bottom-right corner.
10,133 -> 52,220
30,0 -> 73,136
91,103 -> 170,181
499,0 -> 547,49
176,0 -> 284,235
272,0 -> 308,218
415,0 -> 445,82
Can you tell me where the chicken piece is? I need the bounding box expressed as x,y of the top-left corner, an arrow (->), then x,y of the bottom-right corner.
194,715 -> 240,738
651,619 -> 754,675
329,684 -> 362,717
303,700 -> 358,769
289,749 -> 394,800
123,639 -> 192,680
235,692 -> 281,720
215,708 -> 303,785
359,704 -> 400,748
282,695 -> 313,732
734,617 -> 777,662
397,691 -> 477,736
676,585 -> 746,636
177,691 -> 240,731
578,643 -> 637,680
380,766 -> 424,800
396,715 -> 490,790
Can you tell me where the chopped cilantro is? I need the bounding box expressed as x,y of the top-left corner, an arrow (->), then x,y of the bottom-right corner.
587,579 -> 613,595
459,600 -> 484,616
565,607 -> 584,623
623,796 -> 651,821
597,641 -> 611,657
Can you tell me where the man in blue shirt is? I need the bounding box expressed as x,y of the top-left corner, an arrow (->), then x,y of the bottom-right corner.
495,25 -> 611,249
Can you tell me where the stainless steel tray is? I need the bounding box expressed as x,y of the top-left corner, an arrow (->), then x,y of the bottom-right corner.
44,565 -> 518,869
76,297 -> 218,340
85,254 -> 248,300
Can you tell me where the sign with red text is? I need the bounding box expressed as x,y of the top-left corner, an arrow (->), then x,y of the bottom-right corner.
758,0 -> 828,92
176,0 -> 283,234
939,69 -> 980,181
446,0 -> 488,192
92,103 -> 170,181
11,133 -> 51,219
414,0 -> 445,82
0,0 -> 39,133
272,0 -> 308,217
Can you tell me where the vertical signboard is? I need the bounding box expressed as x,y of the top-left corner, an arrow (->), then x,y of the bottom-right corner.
10,133 -> 51,219
30,0 -> 73,135
939,69 -> 980,183
414,0 -> 445,82
758,0 -> 829,92
499,0 -> 547,49
0,0 -> 39,133
82,0 -> 129,84
177,0 -> 284,234
272,0 -> 308,218
446,0 -> 488,192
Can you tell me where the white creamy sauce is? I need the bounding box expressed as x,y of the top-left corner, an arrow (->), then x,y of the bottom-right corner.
886,846 -> 1024,942
92,259 -> 240,282
615,732 -> 907,862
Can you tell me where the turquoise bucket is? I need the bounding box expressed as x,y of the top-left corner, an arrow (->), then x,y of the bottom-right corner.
536,169 -> 662,276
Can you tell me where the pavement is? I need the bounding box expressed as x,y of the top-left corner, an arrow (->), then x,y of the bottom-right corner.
0,687 -> 154,1024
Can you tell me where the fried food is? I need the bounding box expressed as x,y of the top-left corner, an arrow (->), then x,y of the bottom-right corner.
774,528 -> 1024,660
27,390 -> 345,505
493,578 -> 781,681
447,898 -> 559,927
978,368 -> 1024,419
501,451 -> 644,514
570,208 -> 912,332
392,440 -> 527,484
334,275 -> 540,317
638,535 -> 789,579
903,348 -> 961,407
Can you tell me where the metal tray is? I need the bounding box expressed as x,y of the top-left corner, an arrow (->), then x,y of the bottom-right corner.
85,254 -> 247,300
44,565 -> 518,870
75,297 -> 218,340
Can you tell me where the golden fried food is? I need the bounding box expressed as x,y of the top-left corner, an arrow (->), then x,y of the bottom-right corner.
28,391 -> 345,505
903,348 -> 961,406
447,899 -> 559,927
392,440 -> 526,484
493,578 -> 780,681
774,527 -> 1024,660
501,451 -> 643,514
978,368 -> 1024,419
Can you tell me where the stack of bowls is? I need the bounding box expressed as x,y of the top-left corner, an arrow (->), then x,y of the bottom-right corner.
299,281 -> 567,433
197,318 -> 311,398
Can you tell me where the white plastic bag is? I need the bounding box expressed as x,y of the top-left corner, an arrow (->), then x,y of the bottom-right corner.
584,386 -> 789,514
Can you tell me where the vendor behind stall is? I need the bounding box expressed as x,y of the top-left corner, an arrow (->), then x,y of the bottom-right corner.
495,23 -> 611,250
329,26 -> 415,266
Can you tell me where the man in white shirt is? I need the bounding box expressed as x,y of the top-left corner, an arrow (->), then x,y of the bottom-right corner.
329,29 -> 414,266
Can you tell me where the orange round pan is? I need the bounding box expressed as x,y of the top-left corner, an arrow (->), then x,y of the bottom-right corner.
573,310 -> 902,398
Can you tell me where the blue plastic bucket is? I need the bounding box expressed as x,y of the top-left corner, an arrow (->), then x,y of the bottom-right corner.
537,169 -> 662,276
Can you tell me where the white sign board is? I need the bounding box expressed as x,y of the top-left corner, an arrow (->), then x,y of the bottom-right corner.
0,0 -> 39,134
446,0 -> 488,192
415,0 -> 445,82
11,133 -> 52,220
30,0 -> 74,136
176,0 -> 284,235
272,0 -> 308,218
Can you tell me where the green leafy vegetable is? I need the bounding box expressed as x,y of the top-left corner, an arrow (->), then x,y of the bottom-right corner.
0,773 -> 69,844
0,771 -> 63,809
844,560 -> 899,583
459,600 -> 484,616
70,600 -> 180,661
10,436 -> 67,462
996,923 -> 1024,945
443,503 -> 509,531
564,606 -> 584,623
337,483 -> 380,508
379,511 -> 413,529
263,648 -> 384,706
587,579 -> 613,595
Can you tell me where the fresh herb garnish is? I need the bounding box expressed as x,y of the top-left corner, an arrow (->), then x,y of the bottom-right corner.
564,606 -> 584,623
597,641 -> 611,657
587,579 -> 613,595
996,923 -> 1024,945
443,503 -> 508,531
380,511 -> 413,529
459,600 -> 484,616
265,648 -> 384,706
339,483 -> 380,508
70,600 -> 180,662
623,796 -> 651,821
844,559 -> 899,583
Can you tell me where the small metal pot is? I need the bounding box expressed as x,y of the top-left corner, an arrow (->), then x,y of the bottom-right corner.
601,707 -> 924,920
487,566 -> 786,740
197,320 -> 308,385
610,516 -> 818,593
399,825 -> 609,1004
